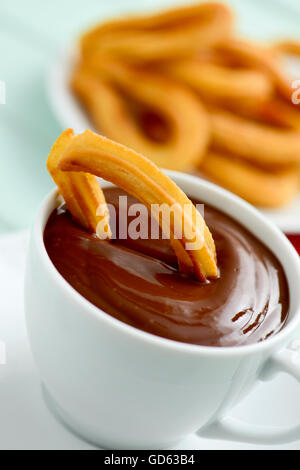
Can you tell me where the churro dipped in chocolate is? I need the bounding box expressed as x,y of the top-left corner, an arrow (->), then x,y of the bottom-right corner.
48,129 -> 218,282
44,177 -> 289,346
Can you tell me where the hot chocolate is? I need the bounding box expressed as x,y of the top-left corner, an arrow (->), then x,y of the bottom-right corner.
44,187 -> 289,347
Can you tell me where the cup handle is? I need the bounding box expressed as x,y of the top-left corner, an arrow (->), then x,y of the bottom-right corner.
199,339 -> 300,445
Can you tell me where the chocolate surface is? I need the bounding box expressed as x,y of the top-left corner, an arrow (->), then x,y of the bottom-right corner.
44,187 -> 289,346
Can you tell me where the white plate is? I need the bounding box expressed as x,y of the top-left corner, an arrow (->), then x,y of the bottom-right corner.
1,231 -> 300,450
47,42 -> 300,234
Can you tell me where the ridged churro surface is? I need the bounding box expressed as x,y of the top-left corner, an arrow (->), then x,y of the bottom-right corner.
57,129 -> 218,281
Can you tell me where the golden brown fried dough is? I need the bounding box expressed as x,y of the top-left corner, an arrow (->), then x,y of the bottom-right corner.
71,61 -> 209,171
47,129 -> 111,238
212,98 -> 300,130
163,60 -> 272,102
81,2 -> 233,63
215,39 -> 292,101
58,129 -> 218,281
201,151 -> 299,207
273,40 -> 300,57
210,109 -> 300,165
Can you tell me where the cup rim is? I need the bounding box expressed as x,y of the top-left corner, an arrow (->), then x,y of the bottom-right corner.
32,170 -> 300,358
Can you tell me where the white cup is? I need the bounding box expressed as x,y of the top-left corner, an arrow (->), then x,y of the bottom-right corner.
25,171 -> 300,449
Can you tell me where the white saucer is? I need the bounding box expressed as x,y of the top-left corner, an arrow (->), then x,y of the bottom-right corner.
1,231 -> 300,450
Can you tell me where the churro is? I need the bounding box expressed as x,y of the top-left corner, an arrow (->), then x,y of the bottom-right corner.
164,60 -> 273,103
57,129 -> 218,281
71,60 -> 209,171
273,40 -> 300,58
212,98 -> 300,130
214,39 -> 292,101
210,109 -> 300,165
81,2 -> 233,62
200,151 -> 299,207
47,129 -> 111,238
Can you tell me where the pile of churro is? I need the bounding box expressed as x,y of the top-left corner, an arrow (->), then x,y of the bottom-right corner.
71,2 -> 300,207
